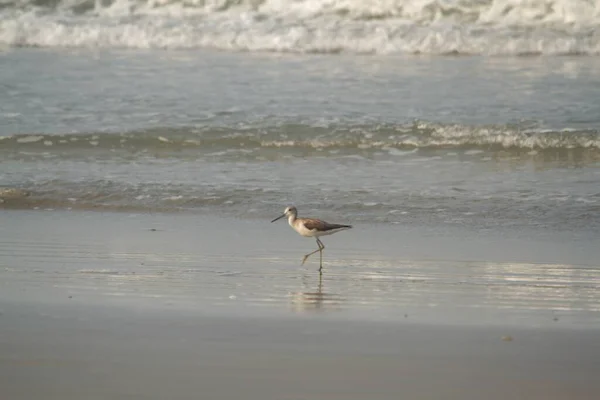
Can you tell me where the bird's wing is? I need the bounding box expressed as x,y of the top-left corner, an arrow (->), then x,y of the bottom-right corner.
301,218 -> 327,231
302,218 -> 351,231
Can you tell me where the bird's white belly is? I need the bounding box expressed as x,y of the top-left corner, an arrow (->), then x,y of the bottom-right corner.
294,223 -> 317,237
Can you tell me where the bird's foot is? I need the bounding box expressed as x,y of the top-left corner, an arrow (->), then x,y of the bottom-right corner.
301,255 -> 309,265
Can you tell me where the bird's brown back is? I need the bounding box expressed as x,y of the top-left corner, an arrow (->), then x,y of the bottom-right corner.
302,218 -> 352,231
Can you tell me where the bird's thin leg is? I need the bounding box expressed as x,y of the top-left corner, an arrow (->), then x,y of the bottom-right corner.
301,238 -> 323,266
301,247 -> 320,265
317,238 -> 325,273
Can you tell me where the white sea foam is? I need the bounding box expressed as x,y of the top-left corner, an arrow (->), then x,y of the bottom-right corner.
1,0 -> 599,55
16,135 -> 44,143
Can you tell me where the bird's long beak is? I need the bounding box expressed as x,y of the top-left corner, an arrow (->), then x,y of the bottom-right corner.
271,214 -> 286,223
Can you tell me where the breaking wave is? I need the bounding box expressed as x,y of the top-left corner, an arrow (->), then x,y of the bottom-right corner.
2,122 -> 599,157
1,0 -> 599,55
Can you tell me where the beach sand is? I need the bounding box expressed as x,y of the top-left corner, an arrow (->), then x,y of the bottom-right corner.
1,210 -> 599,399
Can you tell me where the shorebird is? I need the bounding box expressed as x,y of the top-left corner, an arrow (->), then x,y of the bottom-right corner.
271,206 -> 352,273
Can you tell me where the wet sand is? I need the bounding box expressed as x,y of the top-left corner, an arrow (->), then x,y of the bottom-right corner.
1,210 -> 600,399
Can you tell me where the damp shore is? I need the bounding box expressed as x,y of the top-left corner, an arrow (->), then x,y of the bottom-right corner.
1,209 -> 599,399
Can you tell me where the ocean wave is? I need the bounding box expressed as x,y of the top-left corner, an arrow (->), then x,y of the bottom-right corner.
1,0 -> 599,55
2,123 -> 599,157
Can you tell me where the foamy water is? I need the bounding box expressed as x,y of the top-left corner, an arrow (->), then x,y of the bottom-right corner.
1,0 -> 600,54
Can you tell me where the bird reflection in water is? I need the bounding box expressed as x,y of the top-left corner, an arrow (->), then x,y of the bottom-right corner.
289,274 -> 344,313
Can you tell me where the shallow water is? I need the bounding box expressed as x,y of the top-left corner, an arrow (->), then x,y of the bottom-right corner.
2,211 -> 599,326
1,49 -> 600,234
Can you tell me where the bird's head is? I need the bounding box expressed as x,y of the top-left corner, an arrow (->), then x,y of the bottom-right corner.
271,206 -> 297,222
